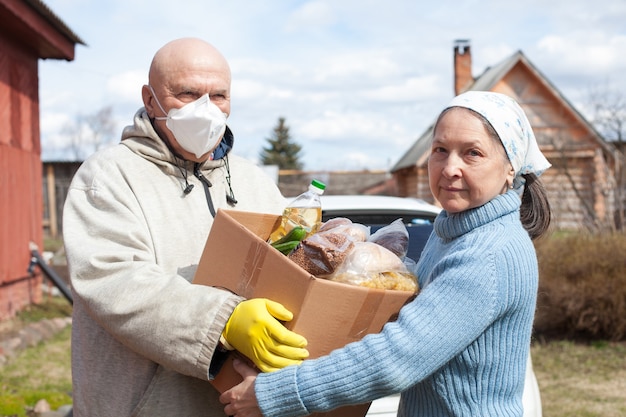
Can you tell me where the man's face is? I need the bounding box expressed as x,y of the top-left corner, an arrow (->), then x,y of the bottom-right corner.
143,57 -> 231,162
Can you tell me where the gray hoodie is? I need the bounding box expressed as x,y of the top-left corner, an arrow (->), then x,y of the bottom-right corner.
64,109 -> 286,416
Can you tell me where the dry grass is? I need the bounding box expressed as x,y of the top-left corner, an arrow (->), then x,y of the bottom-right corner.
2,295 -> 626,417
534,232 -> 626,341
3,329 -> 625,417
531,340 -> 626,417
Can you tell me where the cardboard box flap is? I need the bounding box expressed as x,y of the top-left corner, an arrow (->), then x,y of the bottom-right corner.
194,209 -> 313,312
225,209 -> 281,240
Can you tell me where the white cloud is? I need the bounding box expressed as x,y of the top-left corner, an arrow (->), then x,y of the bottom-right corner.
40,112 -> 71,142
38,0 -> 626,169
361,75 -> 443,103
537,34 -> 626,75
342,151 -> 377,168
231,79 -> 267,101
310,51 -> 402,83
40,113 -> 72,160
296,110 -> 404,144
106,70 -> 146,103
284,1 -> 337,33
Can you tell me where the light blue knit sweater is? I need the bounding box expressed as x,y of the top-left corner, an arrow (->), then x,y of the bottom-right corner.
255,191 -> 537,417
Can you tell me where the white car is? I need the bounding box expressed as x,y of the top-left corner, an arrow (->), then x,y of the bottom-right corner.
321,195 -> 542,417
321,195 -> 441,224
321,195 -> 440,262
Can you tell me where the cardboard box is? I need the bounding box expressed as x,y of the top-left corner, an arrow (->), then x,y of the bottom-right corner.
193,209 -> 415,417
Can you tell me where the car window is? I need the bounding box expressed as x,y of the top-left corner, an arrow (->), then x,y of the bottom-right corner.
322,213 -> 436,226
367,223 -> 434,262
322,212 -> 435,262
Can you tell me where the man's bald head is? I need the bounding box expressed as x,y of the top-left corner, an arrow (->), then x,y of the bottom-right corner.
148,38 -> 231,88
141,38 -> 232,162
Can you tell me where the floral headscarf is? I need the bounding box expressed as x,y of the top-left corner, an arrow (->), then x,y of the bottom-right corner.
445,91 -> 551,191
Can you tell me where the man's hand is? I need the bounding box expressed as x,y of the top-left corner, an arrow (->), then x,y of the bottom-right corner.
220,359 -> 262,417
222,298 -> 309,372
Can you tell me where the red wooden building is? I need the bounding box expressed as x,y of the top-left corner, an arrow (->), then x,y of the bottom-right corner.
0,0 -> 83,319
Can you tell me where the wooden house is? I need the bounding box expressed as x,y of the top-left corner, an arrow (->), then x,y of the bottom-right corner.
42,161 -> 82,238
392,40 -> 623,231
0,0 -> 83,319
277,169 -> 394,197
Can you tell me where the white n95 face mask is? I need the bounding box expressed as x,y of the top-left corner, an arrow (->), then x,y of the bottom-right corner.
150,86 -> 228,158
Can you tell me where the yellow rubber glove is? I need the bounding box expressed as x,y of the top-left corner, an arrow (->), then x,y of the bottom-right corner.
221,298 -> 309,372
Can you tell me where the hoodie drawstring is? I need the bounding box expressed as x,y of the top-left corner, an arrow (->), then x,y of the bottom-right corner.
193,163 -> 217,217
224,156 -> 238,205
191,157 -> 238,218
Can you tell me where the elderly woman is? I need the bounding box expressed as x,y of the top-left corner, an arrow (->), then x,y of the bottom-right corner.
220,91 -> 552,417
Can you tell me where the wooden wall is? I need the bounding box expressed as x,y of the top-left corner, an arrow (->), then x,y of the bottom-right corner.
393,59 -> 621,232
42,162 -> 81,238
0,35 -> 43,319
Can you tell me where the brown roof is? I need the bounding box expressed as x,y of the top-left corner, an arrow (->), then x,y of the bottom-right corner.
391,49 -> 611,172
0,0 -> 85,60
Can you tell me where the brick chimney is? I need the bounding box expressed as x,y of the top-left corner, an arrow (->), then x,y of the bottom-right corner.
454,39 -> 473,95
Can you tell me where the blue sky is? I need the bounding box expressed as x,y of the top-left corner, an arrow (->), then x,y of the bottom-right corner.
39,0 -> 626,170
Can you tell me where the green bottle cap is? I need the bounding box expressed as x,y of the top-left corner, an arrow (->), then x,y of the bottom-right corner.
311,179 -> 326,190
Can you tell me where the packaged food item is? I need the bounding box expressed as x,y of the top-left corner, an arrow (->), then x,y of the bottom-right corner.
367,218 -> 410,258
277,214 -> 418,292
328,241 -> 418,292
287,217 -> 372,276
268,179 -> 326,244
319,217 -> 370,242
318,217 -> 353,232
288,230 -> 354,277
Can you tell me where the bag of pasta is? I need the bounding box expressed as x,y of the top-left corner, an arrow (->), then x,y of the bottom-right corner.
328,241 -> 418,293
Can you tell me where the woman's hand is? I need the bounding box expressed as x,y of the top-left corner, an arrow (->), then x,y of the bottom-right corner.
220,359 -> 263,417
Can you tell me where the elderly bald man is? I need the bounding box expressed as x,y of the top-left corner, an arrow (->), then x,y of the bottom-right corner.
64,38 -> 308,417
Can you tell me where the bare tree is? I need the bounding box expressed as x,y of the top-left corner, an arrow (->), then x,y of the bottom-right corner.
545,132 -> 603,231
63,116 -> 88,160
63,106 -> 117,160
589,83 -> 626,142
587,83 -> 626,230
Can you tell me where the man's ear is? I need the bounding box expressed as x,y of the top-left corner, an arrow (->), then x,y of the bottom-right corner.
142,85 -> 155,117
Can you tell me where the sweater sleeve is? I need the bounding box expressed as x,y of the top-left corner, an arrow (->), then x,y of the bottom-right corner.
255,244 -> 506,417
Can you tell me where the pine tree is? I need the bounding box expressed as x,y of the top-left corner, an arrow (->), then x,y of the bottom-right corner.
260,117 -> 303,170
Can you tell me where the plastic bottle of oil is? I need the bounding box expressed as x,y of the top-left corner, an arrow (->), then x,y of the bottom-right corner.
268,179 -> 326,244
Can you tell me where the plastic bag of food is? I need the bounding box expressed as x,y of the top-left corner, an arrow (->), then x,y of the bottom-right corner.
367,218 -> 409,258
319,217 -> 353,232
319,217 -> 371,242
328,241 -> 418,292
288,230 -> 355,277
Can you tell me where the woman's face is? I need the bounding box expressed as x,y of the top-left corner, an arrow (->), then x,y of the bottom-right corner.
428,107 -> 515,214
